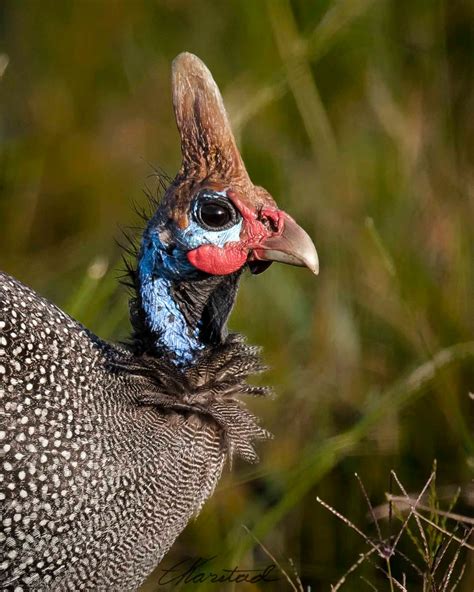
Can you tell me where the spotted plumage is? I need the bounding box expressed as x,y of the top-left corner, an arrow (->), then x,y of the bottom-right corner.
1,53 -> 318,591
0,272 -> 269,591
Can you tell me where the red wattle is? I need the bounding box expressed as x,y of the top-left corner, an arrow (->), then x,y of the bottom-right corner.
187,244 -> 247,275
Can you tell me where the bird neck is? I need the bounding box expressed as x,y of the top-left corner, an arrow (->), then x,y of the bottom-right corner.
137,242 -> 241,366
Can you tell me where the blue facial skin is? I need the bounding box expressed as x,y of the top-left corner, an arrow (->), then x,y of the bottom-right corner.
138,196 -> 243,366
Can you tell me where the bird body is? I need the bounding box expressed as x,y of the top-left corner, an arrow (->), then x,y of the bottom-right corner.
1,271 -> 267,590
1,53 -> 318,590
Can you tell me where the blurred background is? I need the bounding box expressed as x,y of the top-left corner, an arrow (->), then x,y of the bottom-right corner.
1,1 -> 473,590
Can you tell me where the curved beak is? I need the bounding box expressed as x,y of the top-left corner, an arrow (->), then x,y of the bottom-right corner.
250,213 -> 319,275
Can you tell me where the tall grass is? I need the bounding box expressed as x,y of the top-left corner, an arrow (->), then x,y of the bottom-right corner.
0,0 -> 472,589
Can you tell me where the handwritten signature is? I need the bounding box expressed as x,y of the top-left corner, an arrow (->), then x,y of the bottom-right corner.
157,556 -> 280,586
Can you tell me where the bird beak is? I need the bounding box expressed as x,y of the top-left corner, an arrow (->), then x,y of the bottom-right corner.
249,213 -> 319,275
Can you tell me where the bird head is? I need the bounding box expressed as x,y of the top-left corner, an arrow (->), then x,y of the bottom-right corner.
140,52 -> 318,281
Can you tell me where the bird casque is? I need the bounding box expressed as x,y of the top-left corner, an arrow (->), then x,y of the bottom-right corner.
0,53 -> 318,591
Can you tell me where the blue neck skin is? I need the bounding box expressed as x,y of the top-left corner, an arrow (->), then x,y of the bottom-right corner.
137,217 -> 243,366
138,234 -> 203,366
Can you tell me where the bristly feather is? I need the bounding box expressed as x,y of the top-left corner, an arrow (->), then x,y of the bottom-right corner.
118,167 -> 172,261
109,334 -> 273,464
117,167 -> 171,350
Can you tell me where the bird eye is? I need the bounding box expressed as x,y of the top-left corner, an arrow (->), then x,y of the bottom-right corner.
195,194 -> 238,230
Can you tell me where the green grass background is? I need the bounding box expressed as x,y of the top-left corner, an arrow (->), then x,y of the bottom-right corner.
0,1 -> 473,589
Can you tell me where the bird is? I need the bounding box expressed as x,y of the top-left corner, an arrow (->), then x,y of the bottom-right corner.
0,52 -> 318,591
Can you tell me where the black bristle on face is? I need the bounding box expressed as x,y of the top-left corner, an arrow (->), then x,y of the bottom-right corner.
117,169 -> 169,292
117,168 -> 169,351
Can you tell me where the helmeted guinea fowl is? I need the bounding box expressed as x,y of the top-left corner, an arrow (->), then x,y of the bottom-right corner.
0,53 -> 318,591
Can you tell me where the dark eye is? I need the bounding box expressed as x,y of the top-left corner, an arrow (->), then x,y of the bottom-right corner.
199,202 -> 231,228
195,194 -> 239,230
